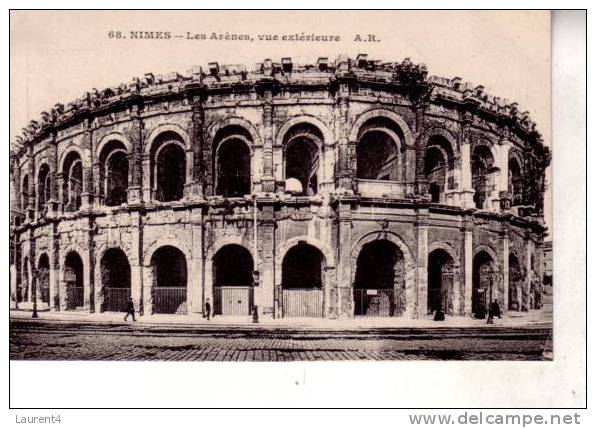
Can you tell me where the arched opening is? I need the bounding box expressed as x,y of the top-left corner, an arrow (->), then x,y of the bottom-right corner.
509,253 -> 522,311
356,117 -> 403,181
424,136 -> 455,203
21,175 -> 29,212
214,126 -> 252,197
213,244 -> 254,315
353,240 -> 405,317
283,124 -> 322,196
37,164 -> 51,216
472,251 -> 497,317
38,253 -> 50,305
99,141 -> 129,206
100,248 -> 131,312
508,157 -> 523,206
150,245 -> 187,314
427,249 -> 455,315
281,243 -> 324,317
471,145 -> 496,210
152,133 -> 186,202
62,152 -> 83,212
64,251 -> 84,311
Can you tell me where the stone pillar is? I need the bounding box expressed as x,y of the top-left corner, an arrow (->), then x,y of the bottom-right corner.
141,153 -> 152,203
189,207 -> 204,314
415,207 -> 429,318
414,104 -> 429,196
130,211 -> 143,315
496,139 -> 511,211
85,218 -> 95,313
127,106 -> 144,205
259,201 -> 276,317
49,226 -> 59,311
189,94 -> 206,199
500,228 -> 510,314
336,198 -> 355,317
29,232 -> 38,308
26,151 -> 35,221
80,119 -> 93,210
522,235 -> 534,311
261,89 -> 275,193
47,137 -> 59,217
459,120 -> 475,208
336,83 -> 353,192
462,216 -> 474,315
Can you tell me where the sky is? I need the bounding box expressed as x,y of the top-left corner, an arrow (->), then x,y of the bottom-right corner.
9,10 -> 552,232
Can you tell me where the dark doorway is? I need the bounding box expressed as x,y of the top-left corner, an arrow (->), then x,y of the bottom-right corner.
281,243 -> 324,317
215,139 -> 251,197
508,253 -> 522,311
38,254 -> 50,305
353,240 -> 405,317
155,140 -> 186,202
356,130 -> 398,180
213,245 -> 254,315
427,249 -> 454,314
472,251 -> 495,317
150,246 -> 187,314
105,151 -> 129,206
285,138 -> 319,196
100,248 -> 131,312
64,251 -> 84,310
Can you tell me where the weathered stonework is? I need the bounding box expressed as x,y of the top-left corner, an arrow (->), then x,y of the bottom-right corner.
10,56 -> 550,320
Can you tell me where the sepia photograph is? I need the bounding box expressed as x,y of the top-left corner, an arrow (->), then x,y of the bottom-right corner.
7,8 -> 587,413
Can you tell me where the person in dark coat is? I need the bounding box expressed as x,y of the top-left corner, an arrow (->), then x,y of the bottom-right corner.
124,298 -> 136,322
204,298 -> 211,320
490,299 -> 501,319
434,304 -> 445,321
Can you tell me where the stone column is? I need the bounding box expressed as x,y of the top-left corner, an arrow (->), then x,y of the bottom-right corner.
261,88 -> 275,193
522,235 -> 534,311
127,107 -> 144,205
259,201 -> 276,317
462,215 -> 474,315
415,104 -> 429,196
81,119 -> 93,210
141,153 -> 152,203
496,138 -> 511,211
130,211 -> 143,315
189,94 -> 206,199
336,198 -> 355,317
415,207 -> 429,318
49,225 -> 59,311
500,228 -> 510,314
336,83 -> 353,192
189,207 -> 204,314
459,120 -> 475,208
47,138 -> 59,217
26,150 -> 35,221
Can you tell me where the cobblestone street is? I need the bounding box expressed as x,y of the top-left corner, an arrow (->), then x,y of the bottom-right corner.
10,319 -> 552,361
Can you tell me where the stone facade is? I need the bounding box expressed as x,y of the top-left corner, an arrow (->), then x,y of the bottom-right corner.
10,55 -> 550,319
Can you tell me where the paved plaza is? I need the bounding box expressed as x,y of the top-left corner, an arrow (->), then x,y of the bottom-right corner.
10,313 -> 552,361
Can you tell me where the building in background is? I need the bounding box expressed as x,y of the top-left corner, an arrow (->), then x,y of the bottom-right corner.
9,55 -> 550,320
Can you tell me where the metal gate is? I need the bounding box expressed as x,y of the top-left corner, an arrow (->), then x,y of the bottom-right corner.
153,287 -> 187,314
102,287 -> 131,312
214,286 -> 253,316
65,286 -> 84,311
428,288 -> 451,314
282,289 -> 323,317
472,289 -> 487,316
353,289 -> 405,317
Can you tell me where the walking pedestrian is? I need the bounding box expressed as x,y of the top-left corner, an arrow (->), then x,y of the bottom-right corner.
204,298 -> 211,320
490,299 -> 501,319
124,298 -> 136,322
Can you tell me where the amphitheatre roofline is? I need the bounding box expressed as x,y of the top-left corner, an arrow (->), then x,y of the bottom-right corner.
12,54 -> 543,155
